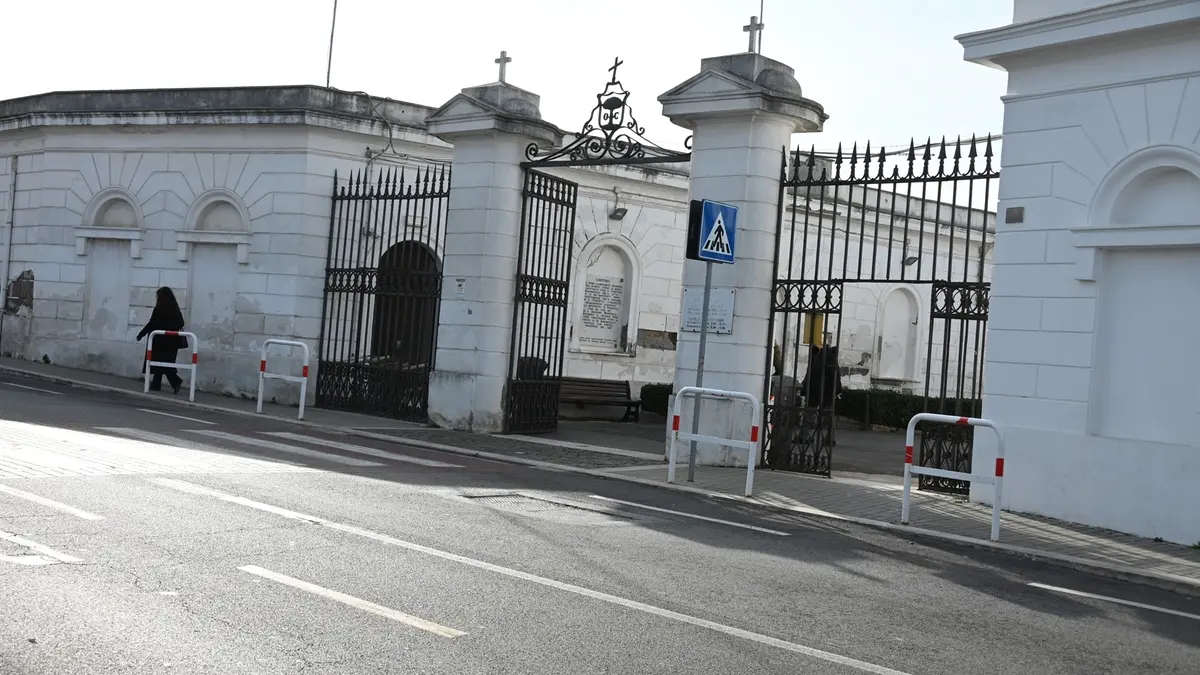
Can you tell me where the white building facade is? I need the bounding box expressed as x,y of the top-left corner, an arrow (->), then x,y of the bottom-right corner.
960,0 -> 1200,544
0,80 -> 994,410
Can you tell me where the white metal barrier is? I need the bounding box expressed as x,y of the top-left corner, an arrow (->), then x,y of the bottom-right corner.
143,330 -> 198,402
668,386 -> 762,496
902,413 -> 1006,541
257,339 -> 311,420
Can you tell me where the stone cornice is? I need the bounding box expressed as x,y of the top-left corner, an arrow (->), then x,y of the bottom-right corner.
958,0 -> 1200,70
0,85 -> 436,133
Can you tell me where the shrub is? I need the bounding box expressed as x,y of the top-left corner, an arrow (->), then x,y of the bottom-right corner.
639,382 -> 673,417
838,388 -> 982,430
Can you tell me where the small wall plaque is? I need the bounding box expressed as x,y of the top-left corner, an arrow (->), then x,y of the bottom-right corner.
1005,206 -> 1025,224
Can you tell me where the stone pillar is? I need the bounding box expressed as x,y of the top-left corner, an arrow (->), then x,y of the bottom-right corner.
658,54 -> 826,466
424,83 -> 562,432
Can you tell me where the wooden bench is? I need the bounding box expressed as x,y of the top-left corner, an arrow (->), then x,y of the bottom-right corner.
559,377 -> 641,422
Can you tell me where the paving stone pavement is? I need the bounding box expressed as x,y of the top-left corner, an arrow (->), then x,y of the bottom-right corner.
599,464 -> 1200,586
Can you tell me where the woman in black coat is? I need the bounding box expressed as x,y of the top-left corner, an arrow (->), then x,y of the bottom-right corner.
137,286 -> 187,394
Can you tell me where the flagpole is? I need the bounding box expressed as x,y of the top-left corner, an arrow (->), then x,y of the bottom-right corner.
325,0 -> 339,88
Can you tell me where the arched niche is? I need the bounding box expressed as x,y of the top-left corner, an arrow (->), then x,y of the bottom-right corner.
1074,145 -> 1200,280
370,240 -> 442,366
75,187 -> 145,258
872,284 -> 922,384
570,233 -> 642,355
177,189 -> 253,264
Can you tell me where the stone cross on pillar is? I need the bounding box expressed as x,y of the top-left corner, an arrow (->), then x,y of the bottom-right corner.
495,50 -> 512,83
743,16 -> 764,53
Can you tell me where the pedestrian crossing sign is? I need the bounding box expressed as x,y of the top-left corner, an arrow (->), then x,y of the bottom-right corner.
686,199 -> 738,264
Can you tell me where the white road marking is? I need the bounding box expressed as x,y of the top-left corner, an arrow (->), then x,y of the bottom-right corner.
0,529 -> 80,564
239,565 -> 466,638
588,496 -> 789,536
137,408 -> 216,425
2,382 -> 63,396
101,428 -> 309,469
266,432 -> 463,468
154,478 -> 910,675
0,484 -> 104,520
1029,582 -> 1200,622
186,430 -> 383,467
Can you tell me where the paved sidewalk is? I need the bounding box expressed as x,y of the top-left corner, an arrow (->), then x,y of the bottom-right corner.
3,357 -> 1200,596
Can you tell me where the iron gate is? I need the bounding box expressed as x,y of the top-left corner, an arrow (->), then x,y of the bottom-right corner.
503,57 -> 691,434
503,170 -> 579,433
316,164 -> 450,422
764,137 -> 998,494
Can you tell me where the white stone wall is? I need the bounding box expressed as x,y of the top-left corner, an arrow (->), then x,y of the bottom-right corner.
0,122 -> 447,405
552,164 -> 689,394
963,6 -> 1200,544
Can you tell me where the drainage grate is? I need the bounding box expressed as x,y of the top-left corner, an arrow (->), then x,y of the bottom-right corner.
465,493 -> 632,525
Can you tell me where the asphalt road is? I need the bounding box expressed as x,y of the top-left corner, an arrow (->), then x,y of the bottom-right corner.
0,373 -> 1198,674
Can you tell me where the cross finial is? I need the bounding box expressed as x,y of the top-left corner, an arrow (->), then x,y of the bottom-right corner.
495,50 -> 512,83
743,15 -> 765,53
608,57 -> 624,84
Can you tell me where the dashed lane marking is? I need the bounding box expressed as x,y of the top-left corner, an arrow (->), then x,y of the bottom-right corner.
238,565 -> 466,638
154,478 -> 913,675
1029,583 -> 1200,622
0,528 -> 80,565
0,484 -> 104,520
136,408 -> 216,425
2,382 -> 63,396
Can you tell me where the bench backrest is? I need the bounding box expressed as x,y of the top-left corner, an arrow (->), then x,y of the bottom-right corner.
559,377 -> 632,400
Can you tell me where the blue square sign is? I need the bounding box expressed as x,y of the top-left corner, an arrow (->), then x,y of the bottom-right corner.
697,200 -> 738,264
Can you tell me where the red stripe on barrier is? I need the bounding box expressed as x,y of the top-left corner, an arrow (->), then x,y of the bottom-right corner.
995,457 -> 1005,477
957,417 -> 970,425
164,331 -> 178,336
904,445 -> 913,464
259,359 -> 266,372
144,350 -> 152,361
191,353 -> 198,365
750,426 -> 759,442
671,415 -> 680,431
302,365 -> 309,378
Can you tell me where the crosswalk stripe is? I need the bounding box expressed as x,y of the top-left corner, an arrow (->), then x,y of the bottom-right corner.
265,432 -> 463,468
102,428 -> 309,470
186,430 -> 383,468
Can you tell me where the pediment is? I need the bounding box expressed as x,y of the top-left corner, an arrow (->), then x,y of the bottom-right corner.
425,94 -> 499,124
659,69 -> 757,101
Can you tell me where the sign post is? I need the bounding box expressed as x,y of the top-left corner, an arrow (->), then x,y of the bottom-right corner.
683,199 -> 739,482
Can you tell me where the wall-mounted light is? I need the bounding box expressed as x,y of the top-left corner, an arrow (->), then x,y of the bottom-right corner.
608,186 -> 626,220
902,256 -> 919,267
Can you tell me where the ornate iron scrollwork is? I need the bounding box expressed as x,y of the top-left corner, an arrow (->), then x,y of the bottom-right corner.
525,57 -> 691,167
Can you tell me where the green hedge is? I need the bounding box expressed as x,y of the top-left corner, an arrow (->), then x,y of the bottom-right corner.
838,388 -> 982,430
639,383 -> 673,417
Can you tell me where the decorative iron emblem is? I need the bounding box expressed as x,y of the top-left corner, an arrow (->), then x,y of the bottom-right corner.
525,57 -> 691,167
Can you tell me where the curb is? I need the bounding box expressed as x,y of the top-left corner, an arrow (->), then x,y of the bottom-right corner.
4,363 -> 1199,600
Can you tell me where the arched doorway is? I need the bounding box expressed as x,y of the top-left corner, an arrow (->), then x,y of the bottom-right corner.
371,240 -> 441,366
877,287 -> 919,382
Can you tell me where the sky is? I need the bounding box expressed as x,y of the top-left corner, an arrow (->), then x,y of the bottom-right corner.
5,0 -> 1012,156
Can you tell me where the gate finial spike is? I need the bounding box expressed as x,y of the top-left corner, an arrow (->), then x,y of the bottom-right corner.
833,143 -> 844,180
848,142 -> 859,180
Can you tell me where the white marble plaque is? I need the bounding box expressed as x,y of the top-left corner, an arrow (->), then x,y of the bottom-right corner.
681,287 -> 734,334
578,275 -> 626,349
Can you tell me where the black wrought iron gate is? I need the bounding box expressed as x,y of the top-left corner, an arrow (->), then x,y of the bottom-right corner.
316,164 -> 450,422
764,137 -> 998,494
503,170 -> 579,433
502,56 -> 690,434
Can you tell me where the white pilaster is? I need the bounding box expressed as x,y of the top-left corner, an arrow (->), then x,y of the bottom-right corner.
424,83 -> 562,433
659,53 -> 826,466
